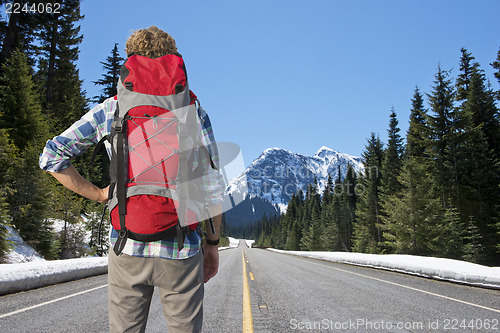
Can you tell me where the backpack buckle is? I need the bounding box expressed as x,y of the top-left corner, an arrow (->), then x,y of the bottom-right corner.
112,117 -> 126,133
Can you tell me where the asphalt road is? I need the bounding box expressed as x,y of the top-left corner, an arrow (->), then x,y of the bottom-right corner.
1,242 -> 499,332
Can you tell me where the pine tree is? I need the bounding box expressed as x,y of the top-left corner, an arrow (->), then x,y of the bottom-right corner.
284,220 -> 300,251
301,209 -> 323,251
34,1 -> 109,254
381,88 -> 446,255
341,164 -> 357,251
35,0 -> 86,133
322,174 -> 334,207
438,206 -> 465,259
378,109 -> 404,252
0,0 -> 40,74
406,87 -> 429,158
381,157 -> 442,255
0,49 -> 48,149
0,49 -> 57,259
321,199 -> 340,251
457,66 -> 500,263
456,48 -> 476,103
380,108 -> 404,197
300,181 -> 320,249
93,43 -> 124,103
468,65 -> 500,160
352,133 -> 384,253
491,47 -> 500,100
10,143 -> 60,259
426,65 -> 456,208
0,128 -> 17,261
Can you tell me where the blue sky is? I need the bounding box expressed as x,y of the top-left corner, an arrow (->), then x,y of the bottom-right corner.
8,0 -> 500,166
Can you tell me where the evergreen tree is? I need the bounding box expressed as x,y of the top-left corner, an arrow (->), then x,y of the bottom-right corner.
341,164 -> 358,251
462,217 -> 484,263
35,0 -> 86,133
321,199 -> 340,251
378,109 -> 404,252
0,0 -> 41,73
381,156 -> 442,255
457,66 -> 500,262
456,48 -> 476,103
93,43 -> 124,103
284,220 -> 300,251
381,89 -> 444,255
380,108 -> 404,196
0,49 -> 57,258
9,143 -> 60,259
35,1 -> 109,253
0,49 -> 48,150
0,128 -> 17,261
406,87 -> 429,158
352,133 -> 384,253
438,206 -> 465,259
322,174 -> 334,207
301,209 -> 323,251
426,65 -> 456,208
468,65 -> 500,160
300,180 -> 321,249
491,47 -> 500,100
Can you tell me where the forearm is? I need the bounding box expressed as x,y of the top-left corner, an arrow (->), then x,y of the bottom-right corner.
49,164 -> 108,203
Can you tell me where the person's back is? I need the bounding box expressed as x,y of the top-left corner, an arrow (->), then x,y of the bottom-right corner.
40,26 -> 224,333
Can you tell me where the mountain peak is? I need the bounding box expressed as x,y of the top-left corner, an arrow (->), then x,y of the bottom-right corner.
263,147 -> 284,154
229,145 -> 363,205
315,146 -> 338,158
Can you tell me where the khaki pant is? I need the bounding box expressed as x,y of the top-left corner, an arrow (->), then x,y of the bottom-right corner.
108,249 -> 204,333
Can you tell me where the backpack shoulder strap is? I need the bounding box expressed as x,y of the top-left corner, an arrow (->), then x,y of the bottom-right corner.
90,135 -> 110,166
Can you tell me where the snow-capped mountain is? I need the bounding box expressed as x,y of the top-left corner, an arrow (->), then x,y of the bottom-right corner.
225,146 -> 363,223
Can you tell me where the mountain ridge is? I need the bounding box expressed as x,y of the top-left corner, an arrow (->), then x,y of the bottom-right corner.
224,146 -> 363,226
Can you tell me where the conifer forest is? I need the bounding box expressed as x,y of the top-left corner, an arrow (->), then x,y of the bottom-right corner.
252,49 -> 500,265
0,1 -> 499,266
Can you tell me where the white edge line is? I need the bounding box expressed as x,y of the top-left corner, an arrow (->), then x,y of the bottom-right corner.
271,251 -> 500,313
285,253 -> 500,315
0,284 -> 108,319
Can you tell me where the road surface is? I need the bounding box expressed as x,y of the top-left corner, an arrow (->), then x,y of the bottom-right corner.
1,241 -> 499,332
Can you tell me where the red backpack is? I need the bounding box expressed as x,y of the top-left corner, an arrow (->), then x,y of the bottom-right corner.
107,53 -> 216,255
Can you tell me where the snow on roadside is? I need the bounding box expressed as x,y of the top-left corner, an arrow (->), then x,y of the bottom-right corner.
269,249 -> 500,289
4,236 -> 499,296
0,241 -> 239,295
4,225 -> 44,264
228,237 -> 240,248
0,257 -> 108,295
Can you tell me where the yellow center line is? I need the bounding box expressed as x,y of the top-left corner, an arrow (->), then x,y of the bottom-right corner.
249,272 -> 255,281
242,249 -> 254,332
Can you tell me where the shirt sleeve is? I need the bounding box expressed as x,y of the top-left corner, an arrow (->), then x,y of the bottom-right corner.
39,97 -> 116,172
198,106 -> 225,206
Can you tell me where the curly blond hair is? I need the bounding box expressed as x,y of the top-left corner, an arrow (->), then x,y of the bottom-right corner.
125,26 -> 178,58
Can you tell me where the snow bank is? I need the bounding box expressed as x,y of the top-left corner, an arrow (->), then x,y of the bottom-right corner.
269,249 -> 500,289
0,244 -> 237,295
228,237 -> 241,248
4,225 -> 44,264
0,257 -> 108,295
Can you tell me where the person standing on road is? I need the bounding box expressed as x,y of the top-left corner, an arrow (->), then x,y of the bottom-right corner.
39,26 -> 224,332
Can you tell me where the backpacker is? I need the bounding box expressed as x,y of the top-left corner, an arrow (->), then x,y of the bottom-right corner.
106,53 -> 216,255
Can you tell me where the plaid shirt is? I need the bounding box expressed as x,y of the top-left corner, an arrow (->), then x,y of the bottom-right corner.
40,96 -> 224,259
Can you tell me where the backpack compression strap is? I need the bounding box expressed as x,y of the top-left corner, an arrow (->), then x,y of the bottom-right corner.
113,114 -> 129,255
